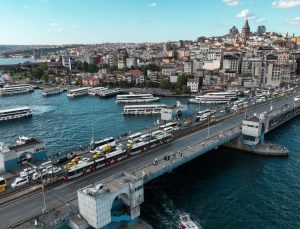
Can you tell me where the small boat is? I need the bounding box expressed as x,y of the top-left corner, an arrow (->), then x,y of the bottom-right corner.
179,214 -> 199,229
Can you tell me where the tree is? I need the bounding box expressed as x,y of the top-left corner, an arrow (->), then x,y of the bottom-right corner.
42,73 -> 49,82
296,58 -> 300,75
160,79 -> 171,89
87,64 -> 97,73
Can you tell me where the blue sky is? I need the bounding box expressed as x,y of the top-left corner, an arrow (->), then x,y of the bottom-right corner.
0,0 -> 299,44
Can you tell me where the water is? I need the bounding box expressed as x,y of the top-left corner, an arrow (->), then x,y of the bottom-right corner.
1,91 -> 300,228
0,57 -> 34,65
0,91 -> 202,154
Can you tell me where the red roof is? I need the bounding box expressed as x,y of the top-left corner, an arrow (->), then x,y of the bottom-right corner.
126,70 -> 142,76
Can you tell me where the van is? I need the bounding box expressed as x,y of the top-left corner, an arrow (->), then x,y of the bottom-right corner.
139,134 -> 151,142
39,160 -> 52,170
163,127 -> 174,133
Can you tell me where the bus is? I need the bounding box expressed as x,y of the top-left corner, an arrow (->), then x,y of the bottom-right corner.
0,177 -> 7,192
93,137 -> 116,149
128,132 -> 142,144
196,109 -> 215,122
159,122 -> 178,130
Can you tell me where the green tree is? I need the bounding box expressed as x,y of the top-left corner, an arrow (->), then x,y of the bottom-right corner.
160,79 -> 171,89
296,58 -> 300,75
87,64 -> 97,73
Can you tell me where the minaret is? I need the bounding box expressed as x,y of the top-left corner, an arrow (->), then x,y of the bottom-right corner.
241,18 -> 250,45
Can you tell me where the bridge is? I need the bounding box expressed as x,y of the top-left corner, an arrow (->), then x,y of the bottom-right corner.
1,95 -> 299,228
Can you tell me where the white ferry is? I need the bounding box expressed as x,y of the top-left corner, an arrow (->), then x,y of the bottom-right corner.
179,214 -> 199,229
98,88 -> 123,98
123,104 -> 167,116
294,96 -> 300,102
188,92 -> 237,104
0,106 -> 32,122
116,93 -> 159,103
0,84 -> 34,96
67,87 -> 90,98
42,87 -> 63,96
88,87 -> 108,96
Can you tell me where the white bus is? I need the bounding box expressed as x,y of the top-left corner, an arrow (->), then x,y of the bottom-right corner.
128,132 -> 142,144
159,122 -> 178,130
93,137 -> 116,149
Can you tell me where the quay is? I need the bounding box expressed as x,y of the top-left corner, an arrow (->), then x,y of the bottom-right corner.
2,94 -> 300,229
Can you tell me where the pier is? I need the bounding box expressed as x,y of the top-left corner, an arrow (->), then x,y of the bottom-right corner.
1,95 -> 300,229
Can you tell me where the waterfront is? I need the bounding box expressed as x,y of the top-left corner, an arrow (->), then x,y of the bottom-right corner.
1,91 -> 300,228
0,91 -> 201,155
0,57 -> 34,65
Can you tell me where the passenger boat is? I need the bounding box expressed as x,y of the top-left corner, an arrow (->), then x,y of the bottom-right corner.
188,92 -> 237,104
66,87 -> 90,98
0,84 -> 34,96
123,104 -> 167,116
98,88 -> 122,98
116,93 -> 159,103
294,96 -> 300,102
42,87 -> 63,96
88,87 -> 108,96
179,214 -> 199,229
0,106 -> 32,122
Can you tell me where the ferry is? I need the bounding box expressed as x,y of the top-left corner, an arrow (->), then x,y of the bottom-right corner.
294,96 -> 300,102
188,92 -> 237,104
98,88 -> 123,98
179,214 -> 199,229
88,87 -> 108,96
42,87 -> 63,96
116,93 -> 160,103
123,104 -> 167,116
0,84 -> 34,96
0,106 -> 32,122
67,87 -> 90,98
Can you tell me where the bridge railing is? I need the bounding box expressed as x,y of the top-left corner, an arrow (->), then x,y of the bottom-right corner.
132,124 -> 242,183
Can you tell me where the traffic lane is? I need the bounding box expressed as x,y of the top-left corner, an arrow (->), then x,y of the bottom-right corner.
0,96 -> 295,228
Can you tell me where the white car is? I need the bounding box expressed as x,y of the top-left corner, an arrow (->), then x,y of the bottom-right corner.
42,165 -> 53,174
48,167 -> 62,175
32,170 -> 48,181
20,168 -> 35,177
11,177 -> 29,188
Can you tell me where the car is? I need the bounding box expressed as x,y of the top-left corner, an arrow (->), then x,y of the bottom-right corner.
11,177 -> 29,188
32,170 -> 48,181
42,165 -> 53,174
20,168 -> 35,177
39,160 -> 52,170
48,167 -> 62,175
81,158 -> 90,162
53,156 -> 68,165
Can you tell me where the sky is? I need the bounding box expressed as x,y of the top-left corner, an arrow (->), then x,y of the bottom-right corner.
0,0 -> 299,44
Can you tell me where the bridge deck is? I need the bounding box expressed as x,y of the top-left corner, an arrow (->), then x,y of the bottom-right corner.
134,126 -> 242,183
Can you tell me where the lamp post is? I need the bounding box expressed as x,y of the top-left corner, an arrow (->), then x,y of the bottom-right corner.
25,161 -> 47,213
207,114 -> 210,139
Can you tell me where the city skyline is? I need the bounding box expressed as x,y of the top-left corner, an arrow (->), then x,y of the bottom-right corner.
0,0 -> 300,45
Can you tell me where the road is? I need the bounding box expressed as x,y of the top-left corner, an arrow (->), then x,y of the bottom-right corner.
0,95 -> 296,228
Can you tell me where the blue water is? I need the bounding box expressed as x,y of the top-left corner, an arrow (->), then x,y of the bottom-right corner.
0,57 -> 34,65
0,91 -> 201,154
1,91 -> 300,228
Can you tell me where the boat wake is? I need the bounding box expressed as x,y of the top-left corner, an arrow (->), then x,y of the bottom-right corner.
31,105 -> 55,115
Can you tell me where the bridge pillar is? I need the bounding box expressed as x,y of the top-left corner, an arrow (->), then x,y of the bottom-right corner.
77,172 -> 144,229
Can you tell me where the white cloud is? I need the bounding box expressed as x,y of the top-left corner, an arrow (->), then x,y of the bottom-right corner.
148,2 -> 157,7
272,0 -> 300,9
236,9 -> 252,18
285,16 -> 300,25
222,0 -> 242,6
256,17 -> 267,23
49,22 -> 62,32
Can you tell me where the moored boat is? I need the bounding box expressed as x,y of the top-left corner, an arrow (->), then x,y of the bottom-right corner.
42,87 -> 63,96
0,106 -> 32,122
116,93 -> 159,103
0,84 -> 34,96
123,104 -> 167,116
188,92 -> 237,104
